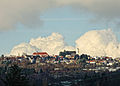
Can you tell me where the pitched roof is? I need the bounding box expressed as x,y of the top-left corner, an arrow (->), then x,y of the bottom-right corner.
33,52 -> 48,55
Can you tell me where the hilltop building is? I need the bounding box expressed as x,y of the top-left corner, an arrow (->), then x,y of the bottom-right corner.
59,50 -> 76,57
33,52 -> 49,57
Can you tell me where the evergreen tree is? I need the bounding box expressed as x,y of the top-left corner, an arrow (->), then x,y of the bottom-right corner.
1,65 -> 30,86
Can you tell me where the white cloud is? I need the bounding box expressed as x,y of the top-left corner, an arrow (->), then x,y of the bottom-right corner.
9,33 -> 75,56
10,43 -> 41,56
29,32 -> 75,55
9,29 -> 120,58
76,29 -> 120,58
105,42 -> 120,58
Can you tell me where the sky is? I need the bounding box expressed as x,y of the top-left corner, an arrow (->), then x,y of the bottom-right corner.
0,1 -> 120,55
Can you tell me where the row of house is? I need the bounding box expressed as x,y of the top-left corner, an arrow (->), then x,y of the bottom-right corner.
1,51 -> 120,67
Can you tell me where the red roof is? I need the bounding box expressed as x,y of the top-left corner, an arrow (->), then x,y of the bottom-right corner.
33,52 -> 48,56
105,57 -> 112,59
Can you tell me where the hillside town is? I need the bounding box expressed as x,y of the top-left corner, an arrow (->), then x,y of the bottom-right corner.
0,50 -> 120,86
1,50 -> 120,70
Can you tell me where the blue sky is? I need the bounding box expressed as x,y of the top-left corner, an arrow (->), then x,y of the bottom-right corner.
0,6 -> 119,55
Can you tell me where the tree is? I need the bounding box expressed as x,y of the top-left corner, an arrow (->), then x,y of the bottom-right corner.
1,54 -> 4,58
1,65 -> 30,86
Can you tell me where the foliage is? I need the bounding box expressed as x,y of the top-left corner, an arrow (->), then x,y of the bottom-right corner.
1,65 -> 30,86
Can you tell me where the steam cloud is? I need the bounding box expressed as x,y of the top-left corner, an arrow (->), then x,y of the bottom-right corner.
1,0 -> 120,30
